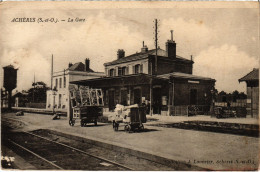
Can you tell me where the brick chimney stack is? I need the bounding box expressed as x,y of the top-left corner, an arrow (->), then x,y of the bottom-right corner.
85,58 -> 90,71
166,30 -> 176,58
117,49 -> 125,59
141,41 -> 148,53
68,63 -> 73,68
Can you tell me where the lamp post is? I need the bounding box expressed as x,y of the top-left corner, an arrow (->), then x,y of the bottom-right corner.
52,87 -> 57,114
210,89 -> 216,116
204,93 -> 207,115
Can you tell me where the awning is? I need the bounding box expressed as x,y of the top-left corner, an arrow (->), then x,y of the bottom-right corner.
70,73 -> 168,88
157,72 -> 215,82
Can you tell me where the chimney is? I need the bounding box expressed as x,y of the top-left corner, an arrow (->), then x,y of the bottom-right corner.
166,30 -> 176,58
117,49 -> 125,59
68,63 -> 73,68
141,41 -> 148,53
85,58 -> 90,71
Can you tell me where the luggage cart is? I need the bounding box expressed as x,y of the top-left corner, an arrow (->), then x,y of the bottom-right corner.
69,86 -> 104,126
113,106 -> 146,132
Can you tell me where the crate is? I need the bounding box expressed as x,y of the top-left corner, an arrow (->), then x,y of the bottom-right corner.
128,107 -> 146,123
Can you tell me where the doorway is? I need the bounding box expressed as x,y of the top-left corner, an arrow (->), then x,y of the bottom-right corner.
121,89 -> 128,106
153,87 -> 162,114
190,89 -> 197,105
133,89 -> 141,105
108,90 -> 115,111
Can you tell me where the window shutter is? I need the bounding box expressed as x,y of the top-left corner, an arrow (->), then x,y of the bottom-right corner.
132,65 -> 135,74
64,77 -> 66,88
114,68 -> 116,76
140,64 -> 143,73
126,66 -> 129,75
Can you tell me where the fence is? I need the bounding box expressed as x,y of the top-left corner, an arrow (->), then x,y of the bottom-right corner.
215,102 -> 246,107
25,103 -> 46,109
168,105 -> 210,116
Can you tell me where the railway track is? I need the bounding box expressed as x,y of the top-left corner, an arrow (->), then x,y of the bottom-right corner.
1,115 -> 203,170
4,131 -> 133,170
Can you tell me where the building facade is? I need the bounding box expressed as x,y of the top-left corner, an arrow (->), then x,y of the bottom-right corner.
239,68 -> 259,118
46,59 -> 104,114
72,33 -> 216,116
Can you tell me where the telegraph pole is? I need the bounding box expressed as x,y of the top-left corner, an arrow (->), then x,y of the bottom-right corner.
150,19 -> 159,116
33,73 -> 35,102
51,54 -> 53,90
154,19 -> 158,74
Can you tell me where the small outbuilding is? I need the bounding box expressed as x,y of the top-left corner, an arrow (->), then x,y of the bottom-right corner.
239,68 -> 259,118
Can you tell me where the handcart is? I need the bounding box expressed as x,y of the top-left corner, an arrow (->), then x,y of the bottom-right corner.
214,107 -> 236,119
69,86 -> 104,127
112,105 -> 146,132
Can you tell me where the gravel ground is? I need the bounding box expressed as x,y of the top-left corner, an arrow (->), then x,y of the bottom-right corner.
2,112 -> 259,170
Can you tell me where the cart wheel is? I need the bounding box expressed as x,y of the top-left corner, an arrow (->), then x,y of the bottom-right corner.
124,124 -> 131,133
69,119 -> 75,126
128,125 -> 132,133
124,125 -> 129,132
115,123 -> 119,131
139,124 -> 144,131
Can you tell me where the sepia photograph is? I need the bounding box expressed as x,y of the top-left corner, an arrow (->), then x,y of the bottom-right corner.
0,2 -> 259,171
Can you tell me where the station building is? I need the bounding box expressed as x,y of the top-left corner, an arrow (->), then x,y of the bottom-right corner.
46,59 -> 104,113
239,68 -> 259,118
71,33 -> 216,116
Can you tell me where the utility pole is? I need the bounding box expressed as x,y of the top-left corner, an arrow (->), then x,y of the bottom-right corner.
154,19 -> 158,74
33,73 -> 35,102
149,62 -> 153,116
149,19 -> 159,116
51,54 -> 53,90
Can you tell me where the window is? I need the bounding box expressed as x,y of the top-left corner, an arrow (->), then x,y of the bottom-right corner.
118,67 -> 122,76
58,94 -> 62,108
134,64 -> 140,74
109,69 -> 115,76
55,79 -> 58,89
59,78 -> 62,88
64,76 -> 66,88
122,67 -> 127,75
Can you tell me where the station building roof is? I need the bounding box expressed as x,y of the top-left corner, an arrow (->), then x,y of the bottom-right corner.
239,68 -> 259,82
104,48 -> 191,66
68,62 -> 94,72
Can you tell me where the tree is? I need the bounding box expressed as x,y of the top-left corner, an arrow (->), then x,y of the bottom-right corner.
232,90 -> 239,102
217,91 -> 227,102
27,81 -> 50,103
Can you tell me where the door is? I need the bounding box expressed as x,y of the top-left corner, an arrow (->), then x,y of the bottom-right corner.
134,89 -> 141,105
121,90 -> 128,106
153,87 -> 162,114
108,90 -> 115,111
190,89 -> 197,105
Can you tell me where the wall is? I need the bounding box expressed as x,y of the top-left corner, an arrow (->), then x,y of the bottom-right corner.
46,70 -> 104,114
246,86 -> 259,117
174,79 -> 214,106
105,59 -> 149,76
25,103 -> 46,109
157,58 -> 193,75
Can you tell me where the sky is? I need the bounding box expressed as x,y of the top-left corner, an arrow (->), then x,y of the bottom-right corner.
0,2 -> 259,93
